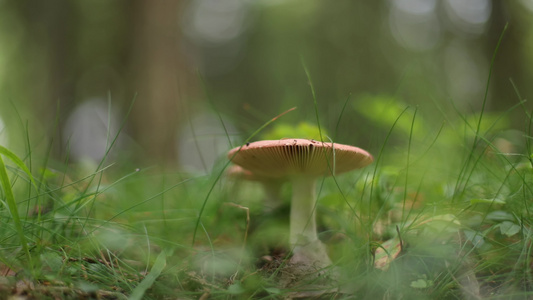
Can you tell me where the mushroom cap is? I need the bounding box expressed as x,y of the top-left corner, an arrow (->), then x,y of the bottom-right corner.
227,139 -> 373,178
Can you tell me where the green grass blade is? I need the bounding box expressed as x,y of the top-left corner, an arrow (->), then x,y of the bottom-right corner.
452,23 -> 508,200
474,23 -> 508,140
128,250 -> 168,300
334,93 -> 352,141
301,57 -> 324,143
0,145 -> 37,188
191,107 -> 296,246
0,154 -> 32,269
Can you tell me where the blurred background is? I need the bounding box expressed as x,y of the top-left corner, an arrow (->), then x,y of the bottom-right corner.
0,0 -> 531,172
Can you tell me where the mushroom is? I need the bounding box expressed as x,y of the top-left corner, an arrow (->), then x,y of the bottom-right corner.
227,139 -> 373,268
226,165 -> 285,212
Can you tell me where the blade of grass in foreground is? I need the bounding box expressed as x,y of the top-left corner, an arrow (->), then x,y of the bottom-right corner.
129,249 -> 168,300
0,145 -> 37,270
452,23 -> 508,200
192,107 -> 297,246
301,57 -> 324,143
301,59 -> 361,230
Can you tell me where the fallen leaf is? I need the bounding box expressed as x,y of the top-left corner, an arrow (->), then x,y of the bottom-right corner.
373,236 -> 402,271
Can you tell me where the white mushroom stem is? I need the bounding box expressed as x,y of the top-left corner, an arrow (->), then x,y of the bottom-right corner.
289,176 -> 318,246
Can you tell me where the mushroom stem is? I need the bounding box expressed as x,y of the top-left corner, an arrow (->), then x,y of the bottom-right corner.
262,180 -> 284,212
289,176 -> 318,246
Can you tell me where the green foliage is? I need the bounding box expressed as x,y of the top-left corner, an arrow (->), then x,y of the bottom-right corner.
354,94 -> 427,137
0,87 -> 532,298
261,121 -> 327,140
1,1 -> 532,298
0,106 -> 532,299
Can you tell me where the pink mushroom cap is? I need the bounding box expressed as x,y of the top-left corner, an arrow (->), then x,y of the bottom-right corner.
227,139 -> 373,178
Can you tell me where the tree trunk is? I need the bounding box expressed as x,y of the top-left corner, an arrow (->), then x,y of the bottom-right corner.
129,0 -> 195,164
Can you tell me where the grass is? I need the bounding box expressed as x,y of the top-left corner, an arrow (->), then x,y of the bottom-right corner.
1,53 -> 533,299
0,98 -> 531,300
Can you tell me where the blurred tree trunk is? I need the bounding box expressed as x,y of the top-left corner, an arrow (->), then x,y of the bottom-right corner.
489,1 -> 533,118
129,0 -> 195,164
2,1 -> 80,156
7,0 -> 197,164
